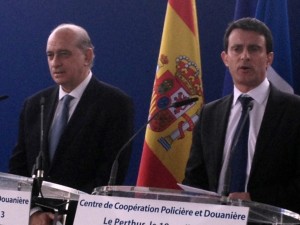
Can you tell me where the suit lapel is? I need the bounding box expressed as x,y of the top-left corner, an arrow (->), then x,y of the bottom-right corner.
250,85 -> 286,176
43,88 -> 59,171
62,77 -> 100,141
49,77 -> 101,167
202,94 -> 232,186
215,95 -> 233,172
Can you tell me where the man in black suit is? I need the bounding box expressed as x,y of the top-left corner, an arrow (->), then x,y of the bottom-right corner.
9,24 -> 134,224
183,17 -> 300,214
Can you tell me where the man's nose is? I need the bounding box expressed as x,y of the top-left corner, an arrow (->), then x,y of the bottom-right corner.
240,49 -> 250,60
50,55 -> 62,67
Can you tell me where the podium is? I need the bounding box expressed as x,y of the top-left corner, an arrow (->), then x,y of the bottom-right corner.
34,180 -> 86,225
0,172 -> 85,225
2,172 -> 300,225
0,172 -> 84,200
0,171 -> 33,191
89,185 -> 300,225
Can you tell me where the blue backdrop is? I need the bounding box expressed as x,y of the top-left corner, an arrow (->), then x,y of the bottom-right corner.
1,0 -> 299,185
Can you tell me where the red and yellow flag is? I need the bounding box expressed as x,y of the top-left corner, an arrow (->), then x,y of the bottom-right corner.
137,0 -> 204,189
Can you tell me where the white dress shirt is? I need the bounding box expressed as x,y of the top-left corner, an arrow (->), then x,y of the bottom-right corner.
218,78 -> 270,194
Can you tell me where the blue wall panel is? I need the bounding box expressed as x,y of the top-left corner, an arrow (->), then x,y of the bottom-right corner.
0,0 -> 299,186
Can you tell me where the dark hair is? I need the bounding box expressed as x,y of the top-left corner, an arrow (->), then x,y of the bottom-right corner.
223,17 -> 273,53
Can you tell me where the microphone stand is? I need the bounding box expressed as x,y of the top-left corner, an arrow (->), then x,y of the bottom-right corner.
31,97 -> 67,225
107,97 -> 199,186
220,101 -> 270,224
32,97 -> 45,199
221,102 -> 253,198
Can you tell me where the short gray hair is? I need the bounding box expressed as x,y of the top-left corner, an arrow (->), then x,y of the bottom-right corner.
50,23 -> 95,67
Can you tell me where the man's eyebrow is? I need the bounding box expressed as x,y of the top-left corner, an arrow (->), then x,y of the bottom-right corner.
46,49 -> 70,53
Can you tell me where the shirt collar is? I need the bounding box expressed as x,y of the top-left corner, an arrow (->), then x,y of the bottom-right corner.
233,78 -> 270,105
58,71 -> 92,100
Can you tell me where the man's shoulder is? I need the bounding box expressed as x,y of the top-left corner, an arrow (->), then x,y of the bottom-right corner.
88,76 -> 132,101
270,84 -> 300,105
24,86 -> 57,104
204,95 -> 232,109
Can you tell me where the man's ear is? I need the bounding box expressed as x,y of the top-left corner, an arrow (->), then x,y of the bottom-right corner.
266,51 -> 274,68
221,51 -> 228,67
84,48 -> 94,66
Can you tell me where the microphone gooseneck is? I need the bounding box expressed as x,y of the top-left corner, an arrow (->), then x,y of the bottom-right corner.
222,100 -> 253,197
230,102 -> 253,151
107,97 -> 199,186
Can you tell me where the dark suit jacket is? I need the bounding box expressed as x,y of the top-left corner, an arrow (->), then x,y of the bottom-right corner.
9,76 -> 134,194
183,84 -> 300,213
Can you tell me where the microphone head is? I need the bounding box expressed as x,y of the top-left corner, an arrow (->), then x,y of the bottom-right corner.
248,101 -> 254,110
40,96 -> 45,105
0,95 -> 9,101
171,97 -> 198,108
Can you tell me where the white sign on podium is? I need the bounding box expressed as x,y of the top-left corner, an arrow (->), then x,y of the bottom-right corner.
0,189 -> 31,225
74,194 -> 249,225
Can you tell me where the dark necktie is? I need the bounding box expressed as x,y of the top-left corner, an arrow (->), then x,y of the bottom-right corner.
49,95 -> 73,161
229,95 -> 253,192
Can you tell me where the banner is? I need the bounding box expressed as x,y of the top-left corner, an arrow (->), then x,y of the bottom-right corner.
137,0 -> 204,189
0,190 -> 31,225
74,195 -> 249,225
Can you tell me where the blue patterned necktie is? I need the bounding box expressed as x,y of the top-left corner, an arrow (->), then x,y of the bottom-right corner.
229,95 -> 253,192
49,95 -> 73,162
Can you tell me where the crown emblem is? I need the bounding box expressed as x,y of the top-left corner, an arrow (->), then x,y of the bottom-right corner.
175,55 -> 201,96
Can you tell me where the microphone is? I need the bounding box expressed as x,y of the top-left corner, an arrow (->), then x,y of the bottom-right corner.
222,101 -> 253,197
107,97 -> 198,186
171,97 -> 198,108
0,95 -> 9,101
32,97 -> 45,198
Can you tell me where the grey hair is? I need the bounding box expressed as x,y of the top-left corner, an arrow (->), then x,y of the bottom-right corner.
50,23 -> 95,67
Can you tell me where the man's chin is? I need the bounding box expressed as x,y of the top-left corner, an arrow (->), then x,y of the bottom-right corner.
53,77 -> 66,84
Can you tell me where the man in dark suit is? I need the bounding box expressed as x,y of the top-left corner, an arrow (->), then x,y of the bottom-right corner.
9,24 -> 134,224
183,17 -> 300,214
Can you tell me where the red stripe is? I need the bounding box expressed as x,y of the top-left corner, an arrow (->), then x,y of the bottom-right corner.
169,0 -> 196,35
137,142 -> 180,189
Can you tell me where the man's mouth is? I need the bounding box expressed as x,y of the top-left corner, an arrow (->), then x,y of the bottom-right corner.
239,65 -> 251,71
53,71 -> 64,76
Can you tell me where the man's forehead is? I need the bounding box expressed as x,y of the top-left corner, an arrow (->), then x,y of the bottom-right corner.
46,40 -> 72,51
229,29 -> 265,39
46,37 -> 76,52
228,30 -> 266,44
